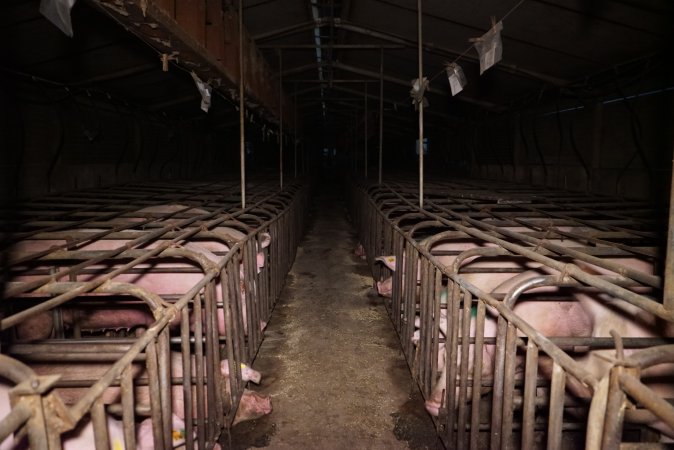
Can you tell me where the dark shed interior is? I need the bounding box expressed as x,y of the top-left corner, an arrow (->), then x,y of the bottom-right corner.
2,1 -> 674,449
2,0 -> 673,200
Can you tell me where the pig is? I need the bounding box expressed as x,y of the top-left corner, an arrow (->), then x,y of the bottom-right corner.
29,353 -> 271,426
424,256 -> 674,440
354,243 -> 366,260
374,226 -> 599,298
538,259 -> 674,438
423,270 -> 593,416
8,203 -> 271,340
1,376 -> 192,450
220,360 -> 273,426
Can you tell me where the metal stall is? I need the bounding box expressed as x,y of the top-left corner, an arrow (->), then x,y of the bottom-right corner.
1,178 -> 307,449
350,178 -> 674,449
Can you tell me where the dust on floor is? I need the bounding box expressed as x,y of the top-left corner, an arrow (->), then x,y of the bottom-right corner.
225,192 -> 439,450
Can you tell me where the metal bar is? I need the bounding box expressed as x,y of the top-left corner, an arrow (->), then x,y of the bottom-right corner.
619,372 -> 674,430
158,328 -> 172,449
521,341 -> 538,449
0,402 -> 31,445
239,0 -> 246,210
417,0 -> 424,209
121,366 -> 136,450
333,19 -> 568,86
91,397 -> 110,450
378,47 -> 383,185
663,155 -> 674,312
279,49 -> 284,190
180,308 -> 194,450
490,315 -> 506,450
294,82 -> 298,178
469,300 -> 486,450
602,367 -> 627,450
457,288 -> 472,449
146,340 -> 165,450
364,82 -> 368,179
546,362 -> 565,450
258,44 -> 405,49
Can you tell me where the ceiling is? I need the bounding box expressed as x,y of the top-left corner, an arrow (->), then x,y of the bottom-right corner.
1,0 -> 673,140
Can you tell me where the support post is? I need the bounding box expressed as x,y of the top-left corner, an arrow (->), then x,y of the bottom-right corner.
364,82 -> 368,179
379,47 -> 384,185
294,82 -> 298,178
279,50 -> 283,189
238,0 -> 246,209
417,0 -> 424,209
664,154 -> 674,315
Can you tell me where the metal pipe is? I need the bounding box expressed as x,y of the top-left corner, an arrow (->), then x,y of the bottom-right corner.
364,82 -> 368,179
294,82 -> 298,178
279,49 -> 284,190
417,0 -> 424,209
239,0 -> 246,209
664,155 -> 674,312
0,402 -> 31,445
379,47 -> 383,185
258,44 -> 405,49
0,355 -> 36,383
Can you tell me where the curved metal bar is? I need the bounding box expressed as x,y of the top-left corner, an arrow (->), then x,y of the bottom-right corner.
0,354 -> 37,383
451,247 -> 512,275
33,281 -> 168,315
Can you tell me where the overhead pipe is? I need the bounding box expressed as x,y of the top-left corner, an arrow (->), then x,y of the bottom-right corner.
417,0 -> 424,208
239,0 -> 246,209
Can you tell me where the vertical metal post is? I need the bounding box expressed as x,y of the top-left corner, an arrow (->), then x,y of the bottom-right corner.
417,0 -> 424,209
279,50 -> 283,189
238,0 -> 246,209
353,111 -> 358,174
664,154 -> 674,313
294,82 -> 298,178
364,82 -> 368,179
379,47 -> 384,185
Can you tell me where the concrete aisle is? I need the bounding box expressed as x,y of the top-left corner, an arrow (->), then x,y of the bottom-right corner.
229,190 -> 437,450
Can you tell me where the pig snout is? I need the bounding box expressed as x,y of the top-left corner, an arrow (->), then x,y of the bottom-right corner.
233,390 -> 273,425
354,243 -> 366,259
376,278 -> 393,297
220,359 -> 262,384
242,365 -> 262,384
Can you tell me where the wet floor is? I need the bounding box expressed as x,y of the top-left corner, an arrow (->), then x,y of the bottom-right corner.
226,188 -> 438,449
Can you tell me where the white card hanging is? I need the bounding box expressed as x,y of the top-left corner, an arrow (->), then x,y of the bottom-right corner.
40,0 -> 77,37
410,77 -> 429,110
445,63 -> 467,96
190,72 -> 212,113
473,21 -> 503,75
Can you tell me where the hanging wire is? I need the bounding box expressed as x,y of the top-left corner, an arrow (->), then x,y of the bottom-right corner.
426,0 -> 527,85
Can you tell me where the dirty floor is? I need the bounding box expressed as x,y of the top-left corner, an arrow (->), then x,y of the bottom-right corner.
227,189 -> 438,449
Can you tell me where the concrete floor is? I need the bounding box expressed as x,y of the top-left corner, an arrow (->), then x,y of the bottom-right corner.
227,189 -> 438,449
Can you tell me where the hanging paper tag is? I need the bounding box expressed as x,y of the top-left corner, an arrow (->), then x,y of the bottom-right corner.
445,63 -> 467,96
410,77 -> 429,110
190,72 -> 212,113
473,21 -> 503,75
39,0 -> 77,37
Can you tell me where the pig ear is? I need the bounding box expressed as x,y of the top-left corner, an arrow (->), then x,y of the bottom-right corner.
259,232 -> 271,249
375,255 -> 397,271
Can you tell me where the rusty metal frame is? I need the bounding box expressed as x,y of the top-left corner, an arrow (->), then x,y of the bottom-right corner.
349,178 -> 672,449
1,178 -> 307,449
